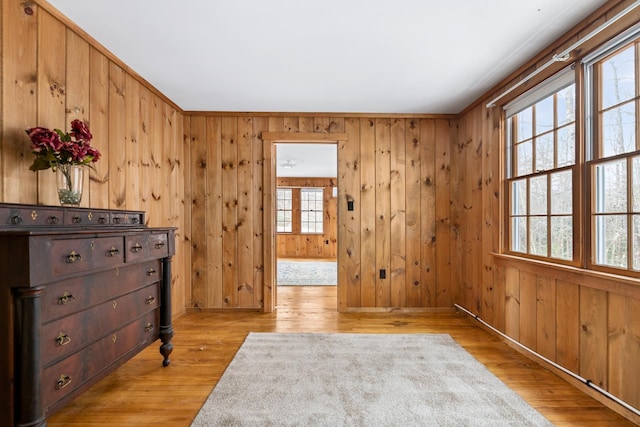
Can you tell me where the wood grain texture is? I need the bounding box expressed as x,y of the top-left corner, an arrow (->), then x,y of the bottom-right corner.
46,286 -> 637,427
187,116 -> 454,311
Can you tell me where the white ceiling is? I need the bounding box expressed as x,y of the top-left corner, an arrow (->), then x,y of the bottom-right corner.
47,0 -> 608,114
276,144 -> 337,178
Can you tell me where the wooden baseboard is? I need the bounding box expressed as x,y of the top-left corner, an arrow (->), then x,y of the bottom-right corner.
457,307 -> 640,426
343,307 -> 456,314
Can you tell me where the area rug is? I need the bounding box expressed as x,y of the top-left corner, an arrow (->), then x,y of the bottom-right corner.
277,260 -> 337,285
190,333 -> 553,426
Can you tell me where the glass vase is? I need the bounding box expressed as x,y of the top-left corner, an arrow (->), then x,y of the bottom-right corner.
56,164 -> 84,207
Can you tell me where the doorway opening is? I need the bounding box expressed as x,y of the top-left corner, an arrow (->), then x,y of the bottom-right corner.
275,143 -> 337,291
261,132 -> 347,313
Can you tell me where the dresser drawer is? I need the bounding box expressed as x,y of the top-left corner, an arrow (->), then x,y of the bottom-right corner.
1,206 -> 64,227
110,211 -> 144,226
42,309 -> 159,410
49,236 -> 124,277
42,260 -> 161,323
126,232 -> 169,262
42,283 -> 160,366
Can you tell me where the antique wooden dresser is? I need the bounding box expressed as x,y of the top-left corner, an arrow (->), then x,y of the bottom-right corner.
0,203 -> 175,427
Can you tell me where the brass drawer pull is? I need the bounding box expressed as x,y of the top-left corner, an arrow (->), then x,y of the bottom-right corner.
55,374 -> 72,390
132,217 -> 139,224
48,215 -> 59,225
66,251 -> 81,263
108,247 -> 120,257
146,268 -> 156,276
131,243 -> 143,253
10,214 -> 22,225
113,217 -> 121,224
155,242 -> 166,249
58,292 -> 75,305
55,333 -> 71,346
144,323 -> 154,333
98,216 -> 107,224
72,216 -> 82,224
145,296 -> 156,305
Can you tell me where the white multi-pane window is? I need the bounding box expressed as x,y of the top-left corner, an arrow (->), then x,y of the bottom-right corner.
586,30 -> 640,273
506,70 -> 576,262
504,26 -> 640,277
300,188 -> 324,233
276,188 -> 292,232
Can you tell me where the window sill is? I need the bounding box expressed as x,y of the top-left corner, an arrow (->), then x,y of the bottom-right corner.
492,252 -> 640,299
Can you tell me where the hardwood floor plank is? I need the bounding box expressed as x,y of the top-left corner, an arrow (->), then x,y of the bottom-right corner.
48,286 -> 635,426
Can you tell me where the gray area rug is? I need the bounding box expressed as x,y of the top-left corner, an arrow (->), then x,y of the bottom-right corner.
277,260 -> 337,286
190,333 -> 554,426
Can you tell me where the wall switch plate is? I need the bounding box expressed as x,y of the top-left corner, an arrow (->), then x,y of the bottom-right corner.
379,269 -> 386,279
347,200 -> 354,211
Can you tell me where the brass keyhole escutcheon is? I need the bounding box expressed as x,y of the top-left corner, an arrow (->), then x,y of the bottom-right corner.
112,334 -> 117,343
115,268 -> 120,276
112,300 -> 118,309
91,240 -> 95,250
88,212 -> 93,221
31,210 -> 38,220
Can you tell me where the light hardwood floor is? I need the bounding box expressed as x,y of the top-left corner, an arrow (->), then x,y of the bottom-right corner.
48,286 -> 635,426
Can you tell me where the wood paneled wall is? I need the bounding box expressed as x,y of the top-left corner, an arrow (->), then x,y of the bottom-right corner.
0,1 -> 188,317
276,177 -> 337,259
452,0 -> 640,420
185,115 -> 455,311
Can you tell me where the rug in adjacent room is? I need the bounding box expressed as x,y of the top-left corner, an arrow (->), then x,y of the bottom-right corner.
190,333 -> 554,426
277,260 -> 337,285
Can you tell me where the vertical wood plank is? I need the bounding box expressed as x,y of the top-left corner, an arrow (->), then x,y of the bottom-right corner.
108,62 -> 126,208
222,117 -> 238,307
519,270 -> 537,350
608,293 -> 640,408
556,280 -> 580,372
360,118 -> 376,307
580,286 -> 608,388
283,117 -> 299,133
37,10 -> 66,205
206,117 -> 223,308
329,118 -> 345,134
253,117 -> 267,308
65,30 -> 90,206
536,276 -> 556,360
420,120 -> 436,306
237,117 -> 254,308
504,266 -> 520,340
484,106 -> 503,327
390,118 -> 406,307
183,116 -> 193,308
405,119 -> 422,307
124,75 -> 140,211
375,118 -> 391,307
435,119 -> 451,307
149,94 -> 163,222
341,118 -> 361,311
2,0 -> 38,203
88,47 -> 109,208
138,86 -> 152,219
262,130 -> 276,312
314,117 -> 330,134
299,117 -> 315,133
189,116 -> 208,308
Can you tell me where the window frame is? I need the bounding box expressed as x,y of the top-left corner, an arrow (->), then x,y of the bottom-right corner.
504,67 -> 580,267
276,187 -> 293,233
584,26 -> 640,276
502,24 -> 640,278
276,186 -> 325,235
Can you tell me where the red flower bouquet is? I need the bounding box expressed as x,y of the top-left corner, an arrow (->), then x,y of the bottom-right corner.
25,119 -> 101,172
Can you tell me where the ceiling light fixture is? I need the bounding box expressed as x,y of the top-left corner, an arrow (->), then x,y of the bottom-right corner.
280,159 -> 297,169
